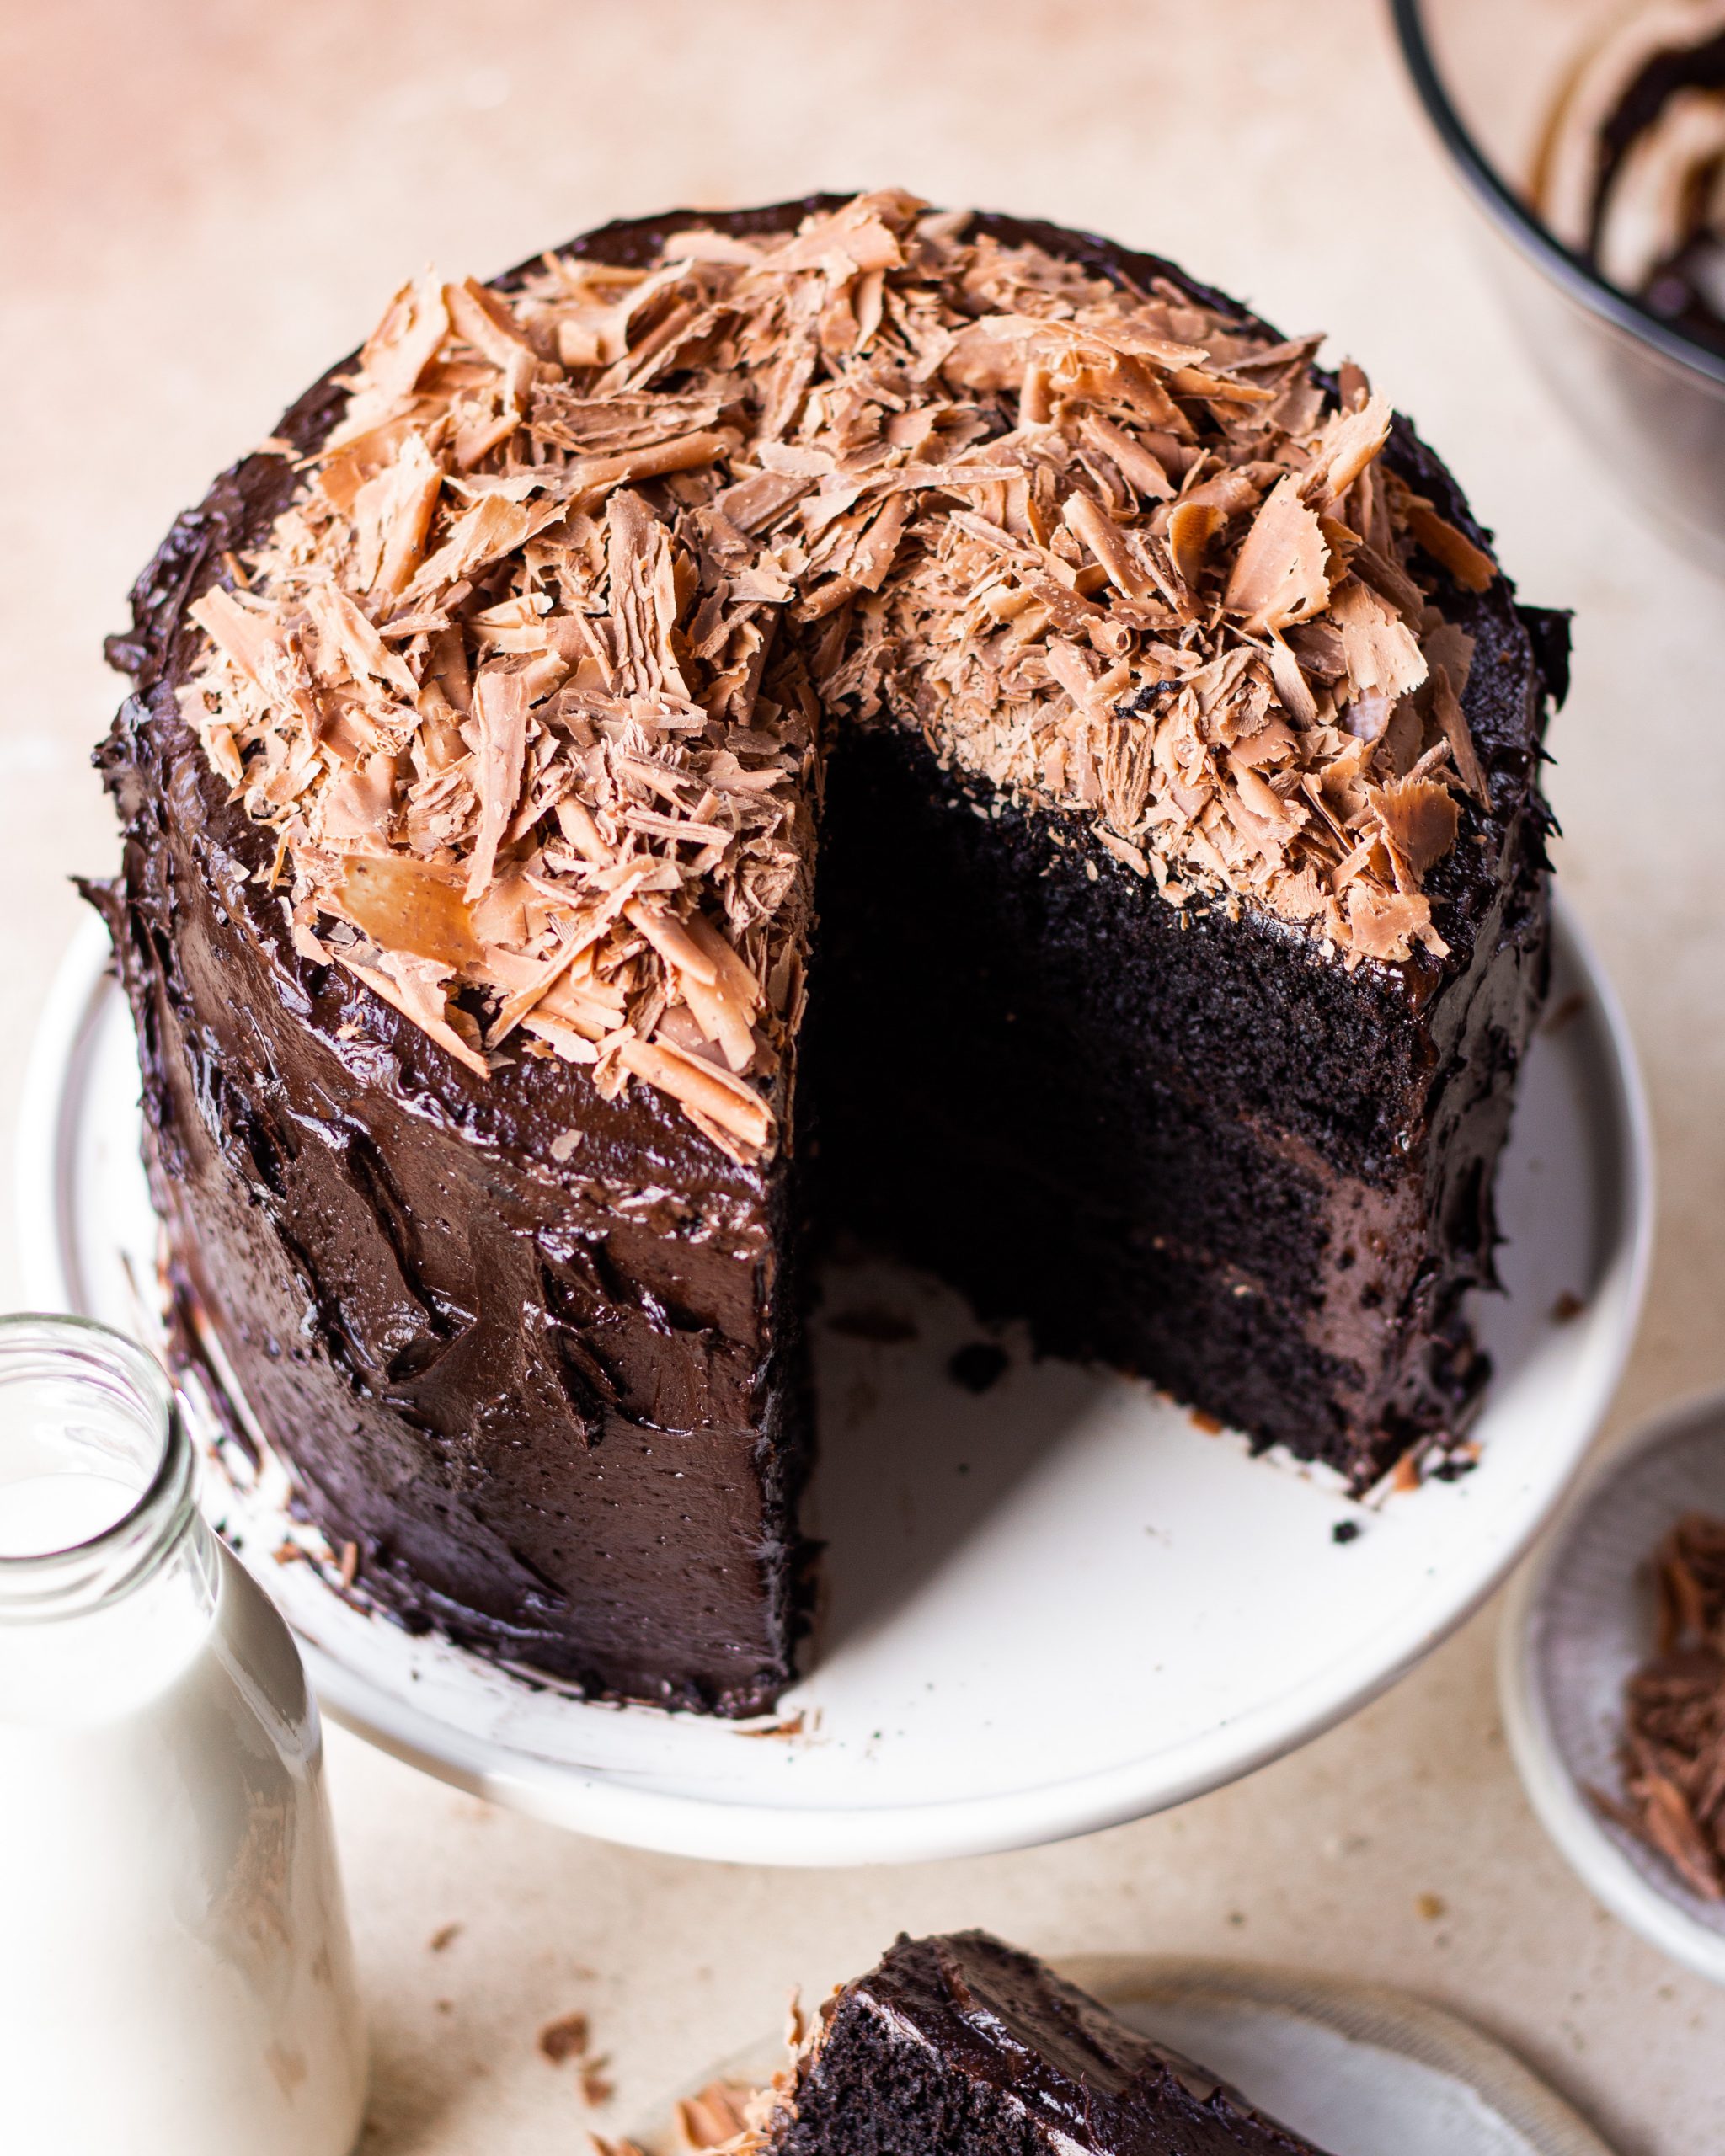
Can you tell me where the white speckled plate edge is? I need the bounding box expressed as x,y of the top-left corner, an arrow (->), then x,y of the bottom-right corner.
15,893 -> 1653,1867
638,1955 -> 1615,2156
1500,1391 -> 1725,1985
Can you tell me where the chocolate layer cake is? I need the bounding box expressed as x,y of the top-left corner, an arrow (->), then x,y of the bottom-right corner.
714,1930 -> 1337,2155
90,190 -> 1561,1713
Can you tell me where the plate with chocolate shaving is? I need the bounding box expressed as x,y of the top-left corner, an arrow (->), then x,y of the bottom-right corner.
1503,1390 -> 1725,1984
622,1937 -> 1616,2155
17,895 -> 1649,1864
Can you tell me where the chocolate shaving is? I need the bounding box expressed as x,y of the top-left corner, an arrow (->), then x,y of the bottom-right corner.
538,2012 -> 591,2065
676,2084 -> 758,2150
1224,475 -> 1330,632
1430,661 -> 1488,805
185,191 -> 1493,1160
1593,1513 -> 1725,1901
1406,500 -> 1497,593
1367,776 -> 1460,884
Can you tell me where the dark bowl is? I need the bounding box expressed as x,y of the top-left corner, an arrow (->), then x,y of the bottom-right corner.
1392,0 -> 1725,565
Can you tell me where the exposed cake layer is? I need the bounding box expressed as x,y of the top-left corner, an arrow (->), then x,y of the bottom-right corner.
764,1931 -> 1335,2155
814,367 -> 1554,1485
814,725 -> 1547,1485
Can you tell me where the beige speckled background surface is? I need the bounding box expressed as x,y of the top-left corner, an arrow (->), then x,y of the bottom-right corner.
3,1 -> 1723,2148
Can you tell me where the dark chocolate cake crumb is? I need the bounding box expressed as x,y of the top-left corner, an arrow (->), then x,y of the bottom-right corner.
825,1305 -> 919,1344
1541,990 -> 1588,1035
1332,1518 -> 1363,1545
947,1342 -> 1010,1392
537,2011 -> 590,2065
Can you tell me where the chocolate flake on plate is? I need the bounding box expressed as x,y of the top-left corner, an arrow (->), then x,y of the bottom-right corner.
1592,1512 -> 1725,1901
948,1341 -> 1010,1392
183,190 -> 1493,1161
676,2082 -> 761,2149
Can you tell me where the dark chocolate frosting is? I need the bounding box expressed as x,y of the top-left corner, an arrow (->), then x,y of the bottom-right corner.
88,206 -> 825,1710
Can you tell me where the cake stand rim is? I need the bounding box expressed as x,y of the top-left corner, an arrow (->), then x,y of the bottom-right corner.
14,891 -> 1655,1867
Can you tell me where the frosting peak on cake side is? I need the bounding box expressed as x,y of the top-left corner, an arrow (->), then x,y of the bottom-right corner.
180,188 -> 1497,1163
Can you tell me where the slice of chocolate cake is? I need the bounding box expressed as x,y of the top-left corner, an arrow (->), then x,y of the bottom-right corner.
740,1931 -> 1336,2156
90,190 -> 1560,1712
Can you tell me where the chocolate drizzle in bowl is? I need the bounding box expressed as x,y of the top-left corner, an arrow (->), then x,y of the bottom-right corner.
182,189 -> 1493,1162
1536,1 -> 1725,358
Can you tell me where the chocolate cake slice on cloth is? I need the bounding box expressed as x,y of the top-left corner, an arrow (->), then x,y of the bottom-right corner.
654,1930 -> 1339,2156
90,189 -> 1562,1714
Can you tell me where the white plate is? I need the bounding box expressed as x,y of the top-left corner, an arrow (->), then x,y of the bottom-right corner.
1501,1390 -> 1725,1985
646,1954 -> 1616,2155
15,897 -> 1651,1866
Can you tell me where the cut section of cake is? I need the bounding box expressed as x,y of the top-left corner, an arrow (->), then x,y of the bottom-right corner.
678,1930 -> 1338,2156
90,190 -> 1561,1713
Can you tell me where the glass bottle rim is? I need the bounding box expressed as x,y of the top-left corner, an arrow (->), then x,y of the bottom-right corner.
0,1314 -> 195,1621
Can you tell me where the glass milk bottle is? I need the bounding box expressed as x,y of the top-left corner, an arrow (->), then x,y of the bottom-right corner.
0,1315 -> 368,2156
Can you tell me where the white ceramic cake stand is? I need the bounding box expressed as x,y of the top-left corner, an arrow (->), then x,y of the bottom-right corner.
15,896 -> 1650,1866
647,1956 -> 1617,2155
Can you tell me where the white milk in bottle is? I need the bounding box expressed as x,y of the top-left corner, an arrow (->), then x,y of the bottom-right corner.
0,1315 -> 367,2156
